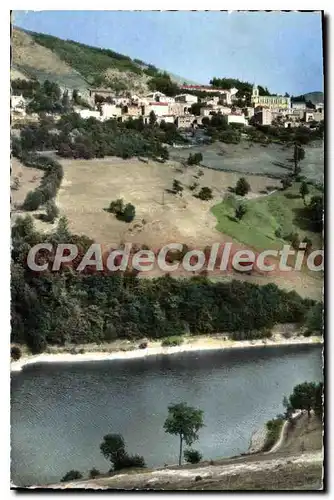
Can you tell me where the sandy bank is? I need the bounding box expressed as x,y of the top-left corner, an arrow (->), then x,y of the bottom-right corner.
11,335 -> 322,373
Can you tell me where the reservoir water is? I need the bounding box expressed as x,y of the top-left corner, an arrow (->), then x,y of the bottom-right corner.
11,344 -> 323,486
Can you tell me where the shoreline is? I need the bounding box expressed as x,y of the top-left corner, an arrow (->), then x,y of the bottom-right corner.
11,335 -> 322,373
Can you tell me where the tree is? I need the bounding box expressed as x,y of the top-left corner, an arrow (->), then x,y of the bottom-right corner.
61,90 -> 70,112
235,204 -> 247,220
61,470 -> 83,482
187,153 -> 203,166
281,177 -> 293,190
23,189 -> 45,211
163,402 -> 204,466
109,199 -> 124,215
300,181 -> 309,204
288,382 -> 319,417
121,203 -> 136,223
100,433 -> 146,471
293,142 -> 305,176
235,177 -> 250,196
89,468 -> 100,479
314,382 -> 323,419
100,434 -> 126,468
184,449 -> 202,464
308,195 -> 323,232
196,187 -> 213,201
11,345 -> 22,361
172,179 -> 183,195
149,110 -> 157,127
45,200 -> 59,223
161,148 -> 169,162
305,303 -> 323,335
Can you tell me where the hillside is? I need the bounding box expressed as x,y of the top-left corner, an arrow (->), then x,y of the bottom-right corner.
11,28 -> 88,91
303,92 -> 324,105
11,27 -> 197,95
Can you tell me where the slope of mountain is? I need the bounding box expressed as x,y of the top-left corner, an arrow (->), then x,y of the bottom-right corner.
11,27 -> 198,95
11,28 -> 88,91
302,91 -> 324,105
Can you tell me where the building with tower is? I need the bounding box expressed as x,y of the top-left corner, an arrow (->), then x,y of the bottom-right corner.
251,85 -> 291,110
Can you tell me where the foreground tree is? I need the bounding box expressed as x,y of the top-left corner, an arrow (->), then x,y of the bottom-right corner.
163,402 -> 204,466
184,449 -> 202,464
293,142 -> 305,176
100,433 -> 146,471
287,381 -> 322,418
61,470 -> 83,482
100,434 -> 126,468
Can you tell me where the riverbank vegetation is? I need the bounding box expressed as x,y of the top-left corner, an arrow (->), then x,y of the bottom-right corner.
11,215 -> 322,354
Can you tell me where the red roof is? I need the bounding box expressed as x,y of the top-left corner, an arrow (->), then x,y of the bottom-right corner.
180,85 -> 229,92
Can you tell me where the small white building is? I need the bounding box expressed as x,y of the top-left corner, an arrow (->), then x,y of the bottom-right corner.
145,102 -> 170,117
175,93 -> 198,104
291,101 -> 307,111
101,103 -> 122,119
227,113 -> 248,126
76,109 -> 102,120
11,94 -> 27,115
145,91 -> 174,103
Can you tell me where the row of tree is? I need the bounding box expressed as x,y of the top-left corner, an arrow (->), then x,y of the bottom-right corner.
11,214 -> 323,353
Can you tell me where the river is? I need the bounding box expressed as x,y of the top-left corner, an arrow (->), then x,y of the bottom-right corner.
11,344 -> 323,486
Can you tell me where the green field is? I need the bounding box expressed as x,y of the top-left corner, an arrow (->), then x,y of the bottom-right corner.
211,183 -> 322,251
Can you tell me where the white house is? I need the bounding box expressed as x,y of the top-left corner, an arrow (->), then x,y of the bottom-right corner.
145,102 -> 170,117
175,93 -> 198,104
100,103 -> 122,119
227,113 -> 248,126
145,91 -> 174,103
11,94 -> 27,115
76,109 -> 102,120
291,101 -> 307,111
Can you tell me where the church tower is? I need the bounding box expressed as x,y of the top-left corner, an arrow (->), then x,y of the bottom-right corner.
251,84 -> 259,105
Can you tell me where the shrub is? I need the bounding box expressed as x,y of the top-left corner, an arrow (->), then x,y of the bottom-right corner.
281,177 -> 293,191
120,203 -> 136,223
61,470 -> 83,482
109,198 -> 124,215
189,182 -> 199,191
114,453 -> 146,471
262,418 -> 284,452
275,227 -> 283,238
184,449 -> 202,464
89,468 -> 100,479
139,342 -> 148,349
235,204 -> 247,220
172,179 -> 183,195
235,177 -> 250,196
196,187 -> 213,201
161,336 -> 183,347
11,345 -> 22,361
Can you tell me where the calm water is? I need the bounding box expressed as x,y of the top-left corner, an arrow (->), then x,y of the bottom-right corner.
11,344 -> 323,486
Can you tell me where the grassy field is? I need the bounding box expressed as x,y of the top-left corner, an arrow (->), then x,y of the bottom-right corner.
211,182 -> 323,252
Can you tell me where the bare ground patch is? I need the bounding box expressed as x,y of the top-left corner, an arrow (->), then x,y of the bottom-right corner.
56,157 -> 280,248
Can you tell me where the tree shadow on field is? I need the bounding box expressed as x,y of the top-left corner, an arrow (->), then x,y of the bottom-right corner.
228,186 -> 236,193
284,193 -> 301,200
271,161 -> 292,171
292,206 -> 313,231
227,215 -> 238,223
